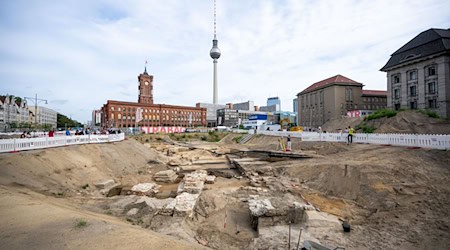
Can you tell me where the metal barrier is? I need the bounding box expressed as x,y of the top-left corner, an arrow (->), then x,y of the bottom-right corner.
257,131 -> 450,150
0,133 -> 126,153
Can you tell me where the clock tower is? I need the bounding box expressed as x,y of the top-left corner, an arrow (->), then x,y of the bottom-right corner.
138,66 -> 154,104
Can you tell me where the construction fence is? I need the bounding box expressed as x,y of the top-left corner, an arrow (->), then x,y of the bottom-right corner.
257,131 -> 450,150
0,133 -> 125,154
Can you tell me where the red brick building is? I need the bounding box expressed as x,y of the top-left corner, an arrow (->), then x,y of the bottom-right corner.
100,68 -> 206,128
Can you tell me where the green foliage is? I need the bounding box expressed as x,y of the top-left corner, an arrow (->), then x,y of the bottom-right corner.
239,124 -> 244,129
42,124 -> 52,131
55,191 -> 65,197
57,113 -> 82,129
417,109 -> 440,119
18,122 -> 30,128
14,96 -> 23,103
207,130 -> 220,142
361,124 -> 375,133
74,218 -> 88,228
9,122 -> 18,129
365,109 -> 397,121
233,135 -> 243,143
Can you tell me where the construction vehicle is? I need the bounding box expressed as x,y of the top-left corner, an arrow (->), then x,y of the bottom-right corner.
289,126 -> 303,132
280,118 -> 291,131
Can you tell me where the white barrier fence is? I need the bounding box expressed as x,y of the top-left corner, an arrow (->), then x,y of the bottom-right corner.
0,133 -> 125,154
257,131 -> 450,150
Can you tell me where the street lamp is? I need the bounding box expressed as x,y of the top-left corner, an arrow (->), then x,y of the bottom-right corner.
24,94 -> 48,128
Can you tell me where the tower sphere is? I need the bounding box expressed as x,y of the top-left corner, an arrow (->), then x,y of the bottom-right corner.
210,39 -> 221,59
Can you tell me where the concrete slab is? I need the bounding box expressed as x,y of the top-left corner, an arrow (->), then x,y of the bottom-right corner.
305,210 -> 341,229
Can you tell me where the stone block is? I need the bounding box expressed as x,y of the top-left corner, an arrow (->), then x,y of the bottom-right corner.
95,179 -> 116,189
173,192 -> 200,217
126,208 -> 139,216
305,210 -> 340,229
205,175 -> 216,184
131,182 -> 161,196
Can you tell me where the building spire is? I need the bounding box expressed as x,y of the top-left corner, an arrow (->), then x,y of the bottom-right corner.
144,60 -> 148,74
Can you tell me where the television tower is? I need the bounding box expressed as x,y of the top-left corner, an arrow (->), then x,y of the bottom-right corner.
210,0 -> 221,104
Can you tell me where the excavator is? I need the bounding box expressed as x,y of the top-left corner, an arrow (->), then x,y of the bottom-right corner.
279,118 -> 303,132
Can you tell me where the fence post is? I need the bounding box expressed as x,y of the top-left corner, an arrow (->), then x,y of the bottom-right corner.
13,138 -> 16,152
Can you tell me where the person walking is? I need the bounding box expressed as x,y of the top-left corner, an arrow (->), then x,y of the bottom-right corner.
347,126 -> 354,144
286,135 -> 292,151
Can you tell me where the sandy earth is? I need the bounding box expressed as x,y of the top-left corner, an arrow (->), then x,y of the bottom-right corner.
0,185 -> 205,250
322,110 -> 450,134
0,140 -> 206,250
246,135 -> 450,249
0,132 -> 449,249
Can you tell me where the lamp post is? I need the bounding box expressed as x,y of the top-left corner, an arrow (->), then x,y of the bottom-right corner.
24,94 -> 48,129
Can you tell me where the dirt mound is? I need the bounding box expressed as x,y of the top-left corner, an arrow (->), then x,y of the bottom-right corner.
218,133 -> 243,144
0,139 -> 207,250
0,139 -> 167,198
286,143 -> 450,249
365,110 -> 450,134
322,117 -> 363,132
322,110 -> 450,134
2,133 -> 450,249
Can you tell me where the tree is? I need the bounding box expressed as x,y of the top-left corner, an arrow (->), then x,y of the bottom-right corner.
9,122 -> 18,129
57,113 -> 82,128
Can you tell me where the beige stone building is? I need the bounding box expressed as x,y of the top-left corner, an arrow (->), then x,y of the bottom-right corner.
381,28 -> 450,118
297,75 -> 387,127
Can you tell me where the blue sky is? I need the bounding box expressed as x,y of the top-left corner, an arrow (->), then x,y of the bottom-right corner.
1,0 -> 449,122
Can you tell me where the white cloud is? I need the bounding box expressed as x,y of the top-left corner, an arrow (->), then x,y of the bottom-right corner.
0,0 -> 449,122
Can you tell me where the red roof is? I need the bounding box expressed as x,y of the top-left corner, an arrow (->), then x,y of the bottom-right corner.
362,90 -> 387,96
299,74 -> 361,94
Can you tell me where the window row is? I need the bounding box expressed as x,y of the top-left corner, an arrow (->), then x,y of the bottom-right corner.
395,99 -> 437,111
363,97 -> 383,103
393,82 -> 437,99
110,106 -> 202,116
300,91 -> 324,107
363,104 -> 386,110
391,65 -> 436,84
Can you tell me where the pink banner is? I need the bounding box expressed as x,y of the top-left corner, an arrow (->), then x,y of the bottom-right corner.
347,110 -> 361,117
141,127 -> 186,134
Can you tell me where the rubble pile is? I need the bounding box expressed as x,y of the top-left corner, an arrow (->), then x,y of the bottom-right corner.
172,192 -> 200,217
177,170 -> 213,194
247,193 -> 315,231
248,195 -> 275,217
134,196 -> 175,210
154,170 -> 178,183
130,182 -> 161,196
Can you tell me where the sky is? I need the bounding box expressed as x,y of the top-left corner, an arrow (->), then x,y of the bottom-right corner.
0,0 -> 449,123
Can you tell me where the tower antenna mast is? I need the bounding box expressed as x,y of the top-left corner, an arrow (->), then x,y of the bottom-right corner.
214,0 -> 217,38
210,0 -> 221,105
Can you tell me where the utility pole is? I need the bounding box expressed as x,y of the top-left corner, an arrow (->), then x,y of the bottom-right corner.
24,94 -> 48,128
